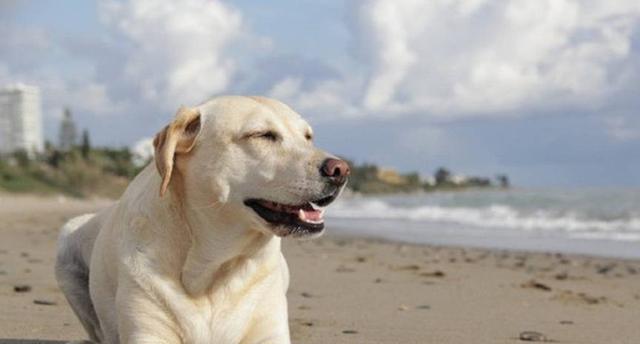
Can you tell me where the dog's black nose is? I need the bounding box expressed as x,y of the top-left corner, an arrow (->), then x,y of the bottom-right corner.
320,158 -> 350,185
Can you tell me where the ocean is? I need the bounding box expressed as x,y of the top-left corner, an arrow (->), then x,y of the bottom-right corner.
326,188 -> 640,259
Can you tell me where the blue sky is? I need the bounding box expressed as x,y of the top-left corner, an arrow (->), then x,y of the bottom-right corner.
2,0 -> 640,187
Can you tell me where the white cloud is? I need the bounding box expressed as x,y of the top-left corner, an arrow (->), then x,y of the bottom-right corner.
267,77 -> 361,120
264,0 -> 640,123
99,0 -> 242,108
351,0 -> 640,117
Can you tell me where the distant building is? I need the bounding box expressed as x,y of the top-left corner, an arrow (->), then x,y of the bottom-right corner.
423,175 -> 436,187
377,168 -> 407,185
0,84 -> 44,156
450,174 -> 468,185
59,108 -> 77,151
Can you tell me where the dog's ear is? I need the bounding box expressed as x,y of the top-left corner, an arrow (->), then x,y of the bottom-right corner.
153,106 -> 202,197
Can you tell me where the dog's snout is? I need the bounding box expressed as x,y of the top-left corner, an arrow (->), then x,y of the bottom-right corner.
320,158 -> 350,185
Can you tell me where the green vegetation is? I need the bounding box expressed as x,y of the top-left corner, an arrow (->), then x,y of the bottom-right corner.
346,161 -> 509,194
0,145 -> 141,198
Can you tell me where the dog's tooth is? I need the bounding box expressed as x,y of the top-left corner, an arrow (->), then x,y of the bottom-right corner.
298,209 -> 306,221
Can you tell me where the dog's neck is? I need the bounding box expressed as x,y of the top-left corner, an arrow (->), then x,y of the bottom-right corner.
129,166 -> 282,297
171,195 -> 281,296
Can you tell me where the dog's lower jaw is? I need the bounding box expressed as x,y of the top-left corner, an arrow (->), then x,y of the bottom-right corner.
270,224 -> 325,239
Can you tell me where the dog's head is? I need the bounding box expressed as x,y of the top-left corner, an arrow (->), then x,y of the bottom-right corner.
152,96 -> 349,238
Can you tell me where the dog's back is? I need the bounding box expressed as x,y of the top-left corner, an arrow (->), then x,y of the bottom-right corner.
55,213 -> 104,342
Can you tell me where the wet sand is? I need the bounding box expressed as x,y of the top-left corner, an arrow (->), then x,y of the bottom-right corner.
0,195 -> 639,343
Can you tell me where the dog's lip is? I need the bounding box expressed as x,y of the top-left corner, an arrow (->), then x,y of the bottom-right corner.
311,192 -> 338,207
243,197 -> 331,235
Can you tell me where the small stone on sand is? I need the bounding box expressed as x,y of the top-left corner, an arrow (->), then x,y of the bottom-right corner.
420,270 -> 445,278
33,299 -> 57,306
521,280 -> 552,292
395,264 -> 420,271
519,331 -> 548,342
13,285 -> 31,293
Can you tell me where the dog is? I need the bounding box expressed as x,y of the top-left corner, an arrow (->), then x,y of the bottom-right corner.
55,96 -> 349,344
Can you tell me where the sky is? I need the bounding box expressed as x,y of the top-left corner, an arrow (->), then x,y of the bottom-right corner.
1,0 -> 640,187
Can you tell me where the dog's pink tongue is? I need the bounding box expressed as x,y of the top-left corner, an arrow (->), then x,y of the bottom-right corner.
298,208 -> 323,223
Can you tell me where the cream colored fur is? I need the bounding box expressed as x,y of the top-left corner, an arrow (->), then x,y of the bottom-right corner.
55,96 -> 343,344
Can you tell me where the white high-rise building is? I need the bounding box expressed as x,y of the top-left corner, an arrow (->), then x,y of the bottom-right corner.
0,84 -> 44,156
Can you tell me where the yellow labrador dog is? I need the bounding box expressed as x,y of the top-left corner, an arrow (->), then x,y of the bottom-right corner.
55,96 -> 349,344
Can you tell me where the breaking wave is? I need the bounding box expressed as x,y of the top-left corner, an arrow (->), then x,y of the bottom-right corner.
328,198 -> 640,240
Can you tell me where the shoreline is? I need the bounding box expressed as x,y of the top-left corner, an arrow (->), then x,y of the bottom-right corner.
0,195 -> 638,343
329,223 -> 640,261
326,228 -> 640,263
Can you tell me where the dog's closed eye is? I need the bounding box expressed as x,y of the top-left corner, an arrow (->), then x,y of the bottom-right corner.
245,130 -> 280,142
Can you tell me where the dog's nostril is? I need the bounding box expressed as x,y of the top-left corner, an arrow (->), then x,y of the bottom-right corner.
320,158 -> 350,183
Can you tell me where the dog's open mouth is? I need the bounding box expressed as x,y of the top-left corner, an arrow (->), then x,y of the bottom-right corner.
244,193 -> 338,236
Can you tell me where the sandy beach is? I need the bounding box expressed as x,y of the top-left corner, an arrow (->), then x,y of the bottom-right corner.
0,194 -> 639,343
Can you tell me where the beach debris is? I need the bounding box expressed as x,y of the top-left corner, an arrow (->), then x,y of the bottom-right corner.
292,318 -> 314,327
13,284 -> 32,293
519,331 -> 548,342
342,330 -> 358,334
521,279 -> 552,292
374,277 -> 383,283
416,305 -> 431,310
554,272 -> 569,280
576,292 -> 605,305
398,304 -> 409,311
420,270 -> 446,278
334,240 -> 348,247
300,292 -> 313,298
559,320 -> 574,325
335,265 -> 356,273
513,261 -> 526,268
596,263 -> 616,275
394,264 -> 420,271
33,299 -> 57,306
355,256 -> 367,263
553,290 -> 607,305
